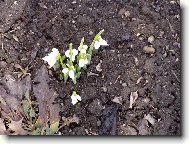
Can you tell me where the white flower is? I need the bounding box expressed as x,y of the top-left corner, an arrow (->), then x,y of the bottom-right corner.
78,45 -> 88,54
94,36 -> 108,49
65,49 -> 78,62
79,58 -> 88,67
71,91 -> 81,105
62,65 -> 75,80
42,48 -> 60,68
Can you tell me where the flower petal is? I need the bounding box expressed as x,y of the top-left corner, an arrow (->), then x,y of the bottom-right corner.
72,49 -> 78,56
71,95 -> 78,105
71,56 -> 76,62
83,45 -> 88,50
94,41 -> 101,49
62,68 -> 68,74
69,70 -> 75,80
76,95 -> 81,101
65,50 -> 70,58
79,59 -> 85,67
99,36 -> 108,46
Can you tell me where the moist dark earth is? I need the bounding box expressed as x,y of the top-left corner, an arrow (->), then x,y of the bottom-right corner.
0,0 -> 181,135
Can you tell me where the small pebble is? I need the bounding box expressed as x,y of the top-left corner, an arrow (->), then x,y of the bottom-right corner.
102,87 -> 107,93
97,120 -> 101,126
72,0 -> 76,4
122,83 -> 127,87
0,61 -> 8,69
124,11 -> 130,17
89,31 -> 93,35
148,36 -> 155,43
143,46 -> 155,54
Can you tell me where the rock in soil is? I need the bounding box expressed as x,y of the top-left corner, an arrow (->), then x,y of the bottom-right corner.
143,46 -> 156,54
148,36 -> 155,43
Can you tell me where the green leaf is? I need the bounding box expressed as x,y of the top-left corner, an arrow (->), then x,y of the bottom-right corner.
53,62 -> 60,71
86,54 -> 92,65
29,108 -> 36,118
22,100 -> 30,118
24,90 -> 31,104
73,77 -> 77,84
64,73 -> 68,83
32,128 -> 42,135
59,73 -> 64,80
75,72 -> 81,79
76,64 -> 81,73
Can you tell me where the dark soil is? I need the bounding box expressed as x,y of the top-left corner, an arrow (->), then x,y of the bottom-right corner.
0,0 -> 181,135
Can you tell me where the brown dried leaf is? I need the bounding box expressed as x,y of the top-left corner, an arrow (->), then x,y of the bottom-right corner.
2,74 -> 31,99
8,118 -> 27,135
62,114 -> 80,127
0,118 -> 6,134
33,65 -> 60,126
49,103 -> 60,124
0,85 -> 23,116
129,90 -> 138,108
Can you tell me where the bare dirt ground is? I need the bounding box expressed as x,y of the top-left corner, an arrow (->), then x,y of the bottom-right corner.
0,0 -> 181,135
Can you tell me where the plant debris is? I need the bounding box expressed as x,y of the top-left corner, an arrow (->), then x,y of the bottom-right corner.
129,90 -> 139,108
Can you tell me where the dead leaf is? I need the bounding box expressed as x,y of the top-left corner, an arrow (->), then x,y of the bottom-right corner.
2,74 -> 31,99
33,65 -> 60,127
14,64 -> 30,78
129,90 -> 139,108
0,118 -> 6,134
144,114 -> 155,126
49,103 -> 60,124
62,114 -> 80,126
0,85 -> 23,117
8,118 -> 27,135
112,96 -> 122,105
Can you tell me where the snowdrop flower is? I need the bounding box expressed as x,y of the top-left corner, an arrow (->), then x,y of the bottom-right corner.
79,58 -> 88,67
78,45 -> 88,54
62,65 -> 75,80
65,49 -> 78,62
42,48 -> 60,68
71,91 -> 81,105
94,36 -> 108,49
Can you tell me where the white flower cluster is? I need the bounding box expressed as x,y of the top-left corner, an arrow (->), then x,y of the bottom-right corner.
42,30 -> 108,105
